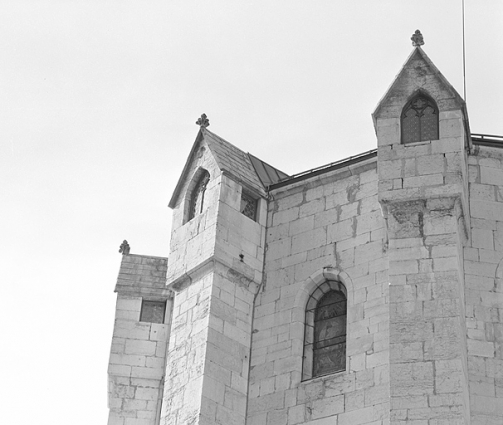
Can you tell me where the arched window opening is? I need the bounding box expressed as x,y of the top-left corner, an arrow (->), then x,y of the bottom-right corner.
189,170 -> 210,221
303,281 -> 347,380
401,93 -> 439,144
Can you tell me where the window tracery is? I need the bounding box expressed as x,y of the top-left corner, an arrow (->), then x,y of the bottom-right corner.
401,93 -> 439,144
240,192 -> 257,221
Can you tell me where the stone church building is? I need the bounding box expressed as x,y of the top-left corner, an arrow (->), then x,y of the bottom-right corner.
107,35 -> 503,424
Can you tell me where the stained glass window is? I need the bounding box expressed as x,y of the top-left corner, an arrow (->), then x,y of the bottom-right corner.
303,281 -> 347,380
401,94 -> 439,144
189,171 -> 210,220
140,300 -> 166,324
240,192 -> 257,221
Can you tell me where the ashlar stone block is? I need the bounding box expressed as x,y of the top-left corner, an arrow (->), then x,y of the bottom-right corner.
417,154 -> 445,176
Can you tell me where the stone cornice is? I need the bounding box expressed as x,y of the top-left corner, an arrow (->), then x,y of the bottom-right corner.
167,255 -> 261,295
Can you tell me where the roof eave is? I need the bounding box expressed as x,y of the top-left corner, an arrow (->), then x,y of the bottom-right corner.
168,129 -> 205,209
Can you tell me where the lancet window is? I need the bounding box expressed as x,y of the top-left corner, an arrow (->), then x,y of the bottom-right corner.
401,93 -> 439,144
188,170 -> 210,220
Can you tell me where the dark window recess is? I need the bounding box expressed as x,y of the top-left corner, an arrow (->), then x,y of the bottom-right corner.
189,171 -> 210,220
303,281 -> 347,380
240,192 -> 257,221
401,94 -> 439,144
140,300 -> 166,324
311,290 -> 347,377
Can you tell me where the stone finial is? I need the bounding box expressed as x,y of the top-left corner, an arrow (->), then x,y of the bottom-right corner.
119,240 -> 130,255
196,113 -> 209,128
411,30 -> 424,47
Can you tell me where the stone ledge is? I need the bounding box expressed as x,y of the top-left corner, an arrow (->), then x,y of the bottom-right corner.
167,256 -> 261,295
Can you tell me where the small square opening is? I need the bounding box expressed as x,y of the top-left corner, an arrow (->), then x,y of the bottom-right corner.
140,300 -> 166,324
240,192 -> 257,221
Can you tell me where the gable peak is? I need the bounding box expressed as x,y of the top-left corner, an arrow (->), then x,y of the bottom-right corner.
373,40 -> 465,124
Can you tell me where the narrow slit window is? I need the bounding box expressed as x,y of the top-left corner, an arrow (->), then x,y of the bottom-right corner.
189,171 -> 210,220
401,94 -> 439,144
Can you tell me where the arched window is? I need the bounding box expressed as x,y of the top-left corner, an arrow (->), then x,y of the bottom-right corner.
303,281 -> 347,380
188,170 -> 210,221
401,93 -> 439,144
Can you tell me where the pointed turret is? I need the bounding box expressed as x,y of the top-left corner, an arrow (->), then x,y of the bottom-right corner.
373,45 -> 468,139
376,32 -> 472,424
160,116 -> 286,425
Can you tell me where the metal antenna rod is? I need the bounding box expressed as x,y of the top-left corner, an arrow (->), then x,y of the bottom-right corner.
462,0 -> 467,100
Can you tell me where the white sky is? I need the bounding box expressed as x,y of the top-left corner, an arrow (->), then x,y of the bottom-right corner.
1,1 -> 502,423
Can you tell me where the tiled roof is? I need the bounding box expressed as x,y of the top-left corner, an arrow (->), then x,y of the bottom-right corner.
203,129 -> 265,192
168,128 -> 288,208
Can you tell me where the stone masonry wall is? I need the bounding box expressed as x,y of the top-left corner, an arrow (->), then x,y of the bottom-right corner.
108,254 -> 172,425
374,44 -> 473,423
465,146 -> 503,424
109,44 -> 503,425
168,139 -> 221,284
247,160 -> 390,425
161,268 -> 213,425
377,114 -> 471,423
200,264 -> 258,424
384,197 -> 470,424
163,148 -> 266,424
161,263 -> 259,425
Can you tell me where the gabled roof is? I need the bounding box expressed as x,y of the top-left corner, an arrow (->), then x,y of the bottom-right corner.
203,129 -> 264,191
248,153 -> 289,187
372,46 -> 466,125
168,127 -> 288,208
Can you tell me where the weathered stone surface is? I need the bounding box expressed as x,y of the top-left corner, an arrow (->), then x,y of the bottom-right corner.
108,44 -> 503,425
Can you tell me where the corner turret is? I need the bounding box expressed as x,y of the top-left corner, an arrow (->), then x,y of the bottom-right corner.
375,32 -> 472,424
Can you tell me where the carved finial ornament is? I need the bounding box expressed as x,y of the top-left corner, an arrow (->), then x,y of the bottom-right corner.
411,30 -> 424,47
119,240 -> 130,255
196,113 -> 209,128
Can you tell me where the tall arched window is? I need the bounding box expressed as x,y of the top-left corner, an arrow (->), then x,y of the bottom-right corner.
401,93 -> 439,144
188,170 -> 210,221
303,281 -> 347,380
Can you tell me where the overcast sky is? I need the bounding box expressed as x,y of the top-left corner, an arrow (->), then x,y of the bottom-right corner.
1,1 -> 502,423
